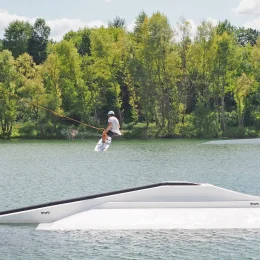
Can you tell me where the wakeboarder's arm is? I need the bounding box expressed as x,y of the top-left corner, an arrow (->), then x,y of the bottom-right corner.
105,122 -> 112,133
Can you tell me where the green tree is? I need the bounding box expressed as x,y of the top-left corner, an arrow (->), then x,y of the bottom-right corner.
216,20 -> 236,35
252,37 -> 260,81
175,18 -> 193,125
28,18 -> 50,64
133,11 -> 148,38
130,12 -> 180,130
108,16 -> 126,28
3,20 -> 33,58
0,39 -> 3,51
0,50 -> 17,138
186,19 -> 216,121
236,43 -> 253,76
128,11 -> 149,122
42,53 -> 61,97
40,53 -> 64,136
234,73 -> 256,127
63,28 -> 91,56
90,27 -> 129,123
187,20 -> 220,134
147,12 -> 178,129
193,96 -> 220,138
52,40 -> 88,120
16,53 -> 46,121
236,27 -> 260,46
129,12 -> 154,125
213,32 -> 236,131
250,37 -> 260,126
192,20 -> 216,99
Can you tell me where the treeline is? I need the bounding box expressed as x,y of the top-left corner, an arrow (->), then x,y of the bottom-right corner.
1,13 -> 260,139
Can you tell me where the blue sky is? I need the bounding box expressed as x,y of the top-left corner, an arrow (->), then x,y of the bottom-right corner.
0,0 -> 260,40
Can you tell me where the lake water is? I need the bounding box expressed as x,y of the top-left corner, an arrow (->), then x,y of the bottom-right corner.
0,139 -> 260,259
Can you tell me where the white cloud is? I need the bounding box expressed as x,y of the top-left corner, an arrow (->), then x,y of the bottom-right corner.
0,9 -> 218,43
232,1 -> 260,30
233,0 -> 260,15
0,9 -> 106,41
0,9 -> 34,33
46,18 -> 106,41
174,18 -> 217,42
126,20 -> 135,32
105,0 -> 114,2
205,17 -> 218,27
187,19 -> 198,39
244,18 -> 260,29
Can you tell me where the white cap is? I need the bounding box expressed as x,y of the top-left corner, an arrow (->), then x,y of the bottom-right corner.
107,111 -> 115,115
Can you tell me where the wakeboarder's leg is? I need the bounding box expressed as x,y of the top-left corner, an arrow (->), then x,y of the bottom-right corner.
102,131 -> 107,143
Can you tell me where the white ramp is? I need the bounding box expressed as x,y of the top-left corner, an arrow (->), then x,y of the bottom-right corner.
37,208 -> 260,230
204,138 -> 260,145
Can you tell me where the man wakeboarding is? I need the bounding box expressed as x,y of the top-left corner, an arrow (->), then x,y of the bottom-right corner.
102,111 -> 121,143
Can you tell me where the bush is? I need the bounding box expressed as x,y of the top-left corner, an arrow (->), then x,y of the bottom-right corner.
193,98 -> 221,138
123,123 -> 161,139
251,111 -> 260,127
174,115 -> 197,138
225,111 -> 238,127
123,122 -> 137,131
19,121 -> 37,137
123,123 -> 148,138
222,127 -> 260,138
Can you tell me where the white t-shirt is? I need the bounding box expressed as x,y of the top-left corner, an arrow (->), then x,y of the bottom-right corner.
108,116 -> 121,135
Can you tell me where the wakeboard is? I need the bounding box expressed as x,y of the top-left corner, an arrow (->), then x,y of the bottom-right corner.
94,136 -> 112,152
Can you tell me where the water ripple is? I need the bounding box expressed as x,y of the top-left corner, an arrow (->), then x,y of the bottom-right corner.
1,140 -> 260,259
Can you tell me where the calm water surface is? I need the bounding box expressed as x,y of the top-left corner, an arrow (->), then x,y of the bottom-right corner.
0,139 -> 260,259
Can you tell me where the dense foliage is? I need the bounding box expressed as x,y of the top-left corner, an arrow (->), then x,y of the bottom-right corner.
1,14 -> 260,139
